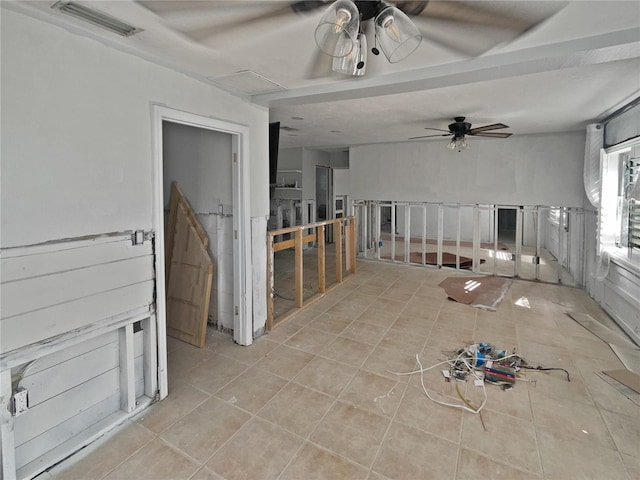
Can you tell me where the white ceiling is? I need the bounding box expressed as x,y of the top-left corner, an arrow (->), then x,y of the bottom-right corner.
11,0 -> 640,149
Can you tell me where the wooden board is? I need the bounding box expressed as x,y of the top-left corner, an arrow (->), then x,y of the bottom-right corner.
165,181 -> 208,283
438,276 -> 511,311
166,201 -> 213,348
602,369 -> 640,394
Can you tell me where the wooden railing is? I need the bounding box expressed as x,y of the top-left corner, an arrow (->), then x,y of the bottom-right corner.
266,216 -> 356,330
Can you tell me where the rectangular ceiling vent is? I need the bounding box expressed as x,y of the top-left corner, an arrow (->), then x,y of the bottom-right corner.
208,71 -> 286,96
51,1 -> 142,37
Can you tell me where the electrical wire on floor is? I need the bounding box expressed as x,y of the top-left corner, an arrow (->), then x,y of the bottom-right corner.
519,365 -> 571,382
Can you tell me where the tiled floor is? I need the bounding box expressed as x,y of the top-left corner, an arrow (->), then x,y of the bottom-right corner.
49,260 -> 639,480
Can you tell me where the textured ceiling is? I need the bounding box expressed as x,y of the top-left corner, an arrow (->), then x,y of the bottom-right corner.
10,0 -> 640,149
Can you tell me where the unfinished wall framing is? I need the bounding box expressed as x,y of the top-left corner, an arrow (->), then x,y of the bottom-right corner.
266,217 -> 357,329
353,200 -> 589,286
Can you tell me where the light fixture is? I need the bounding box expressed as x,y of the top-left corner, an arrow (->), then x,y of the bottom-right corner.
51,1 -> 142,37
314,0 -> 360,58
374,6 -> 422,63
315,0 -> 422,75
332,32 -> 367,75
448,136 -> 469,152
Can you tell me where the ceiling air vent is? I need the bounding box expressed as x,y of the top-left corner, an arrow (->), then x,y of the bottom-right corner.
51,1 -> 142,37
208,71 -> 286,96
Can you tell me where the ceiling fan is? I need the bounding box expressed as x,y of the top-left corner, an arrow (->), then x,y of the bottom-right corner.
409,116 -> 513,151
138,1 -> 563,78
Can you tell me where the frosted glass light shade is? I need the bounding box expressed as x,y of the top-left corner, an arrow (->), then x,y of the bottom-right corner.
332,32 -> 367,75
374,6 -> 422,63
314,0 -> 360,58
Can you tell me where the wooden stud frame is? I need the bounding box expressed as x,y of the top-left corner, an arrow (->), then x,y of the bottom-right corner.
266,217 -> 356,330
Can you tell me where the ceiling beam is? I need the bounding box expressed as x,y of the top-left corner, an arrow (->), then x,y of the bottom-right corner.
251,28 -> 640,107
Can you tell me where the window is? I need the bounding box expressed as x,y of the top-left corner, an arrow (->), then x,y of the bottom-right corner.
600,141 -> 640,256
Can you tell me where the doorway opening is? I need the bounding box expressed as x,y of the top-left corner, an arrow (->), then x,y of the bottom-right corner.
151,106 -> 252,399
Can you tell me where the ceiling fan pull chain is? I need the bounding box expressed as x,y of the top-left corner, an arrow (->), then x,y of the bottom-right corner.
372,27 -> 380,55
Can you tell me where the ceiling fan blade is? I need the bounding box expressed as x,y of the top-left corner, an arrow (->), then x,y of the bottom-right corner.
468,132 -> 513,138
410,2 -> 565,57
417,1 -> 534,32
423,127 -> 452,133
409,133 -> 451,140
468,123 -> 509,134
139,1 -> 325,18
184,5 -> 297,43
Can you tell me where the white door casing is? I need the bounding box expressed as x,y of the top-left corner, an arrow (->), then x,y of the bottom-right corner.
151,105 -> 253,399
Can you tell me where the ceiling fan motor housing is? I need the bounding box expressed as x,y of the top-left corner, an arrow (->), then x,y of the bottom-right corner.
449,117 -> 472,136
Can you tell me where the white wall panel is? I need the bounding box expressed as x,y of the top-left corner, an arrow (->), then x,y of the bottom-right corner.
350,132 -> 586,207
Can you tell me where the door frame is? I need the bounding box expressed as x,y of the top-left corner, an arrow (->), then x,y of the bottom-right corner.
151,105 -> 253,399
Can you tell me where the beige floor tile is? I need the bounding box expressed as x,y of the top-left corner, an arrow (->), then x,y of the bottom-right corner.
52,422 -> 154,480
380,288 -> 414,304
263,322 -> 302,344
319,336 -> 374,367
102,439 -> 199,480
183,354 -> 249,395
280,443 -> 368,480
362,346 -> 421,383
461,409 -> 541,475
429,325 -> 475,346
379,327 -> 427,354
285,327 -> 337,354
536,425 -> 629,480
256,344 -> 314,379
436,310 -> 476,330
601,409 -> 640,458
518,341 -> 576,372
456,448 -> 542,480
367,471 -> 392,480
167,343 -> 216,377
523,365 -> 593,406
581,369 -> 640,418
401,298 -> 441,321
356,283 -> 389,298
311,401 -> 390,468
191,467 -> 224,480
373,421 -> 458,480
207,418 -> 302,480
259,382 -> 334,437
160,397 -> 250,463
357,306 -> 401,329
529,389 -> 616,450
310,313 -> 353,335
392,314 -> 434,337
395,384 -> 463,443
464,379 -> 532,422
215,366 -> 287,413
215,337 -> 279,365
340,370 -> 405,418
326,299 -> 370,318
563,334 -> 623,363
622,453 -> 640,479
294,356 -> 357,397
136,380 -> 210,434
340,321 -> 389,346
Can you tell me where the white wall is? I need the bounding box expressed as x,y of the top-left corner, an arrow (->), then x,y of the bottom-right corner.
0,8 -> 270,250
334,169 -> 351,197
350,132 -> 586,207
1,7 -> 270,334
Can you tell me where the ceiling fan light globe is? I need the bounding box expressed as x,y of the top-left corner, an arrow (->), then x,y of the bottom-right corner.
332,32 -> 367,76
374,6 -> 422,63
315,0 -> 360,57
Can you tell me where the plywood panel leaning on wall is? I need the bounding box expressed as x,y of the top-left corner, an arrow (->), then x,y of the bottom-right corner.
166,182 -> 213,348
